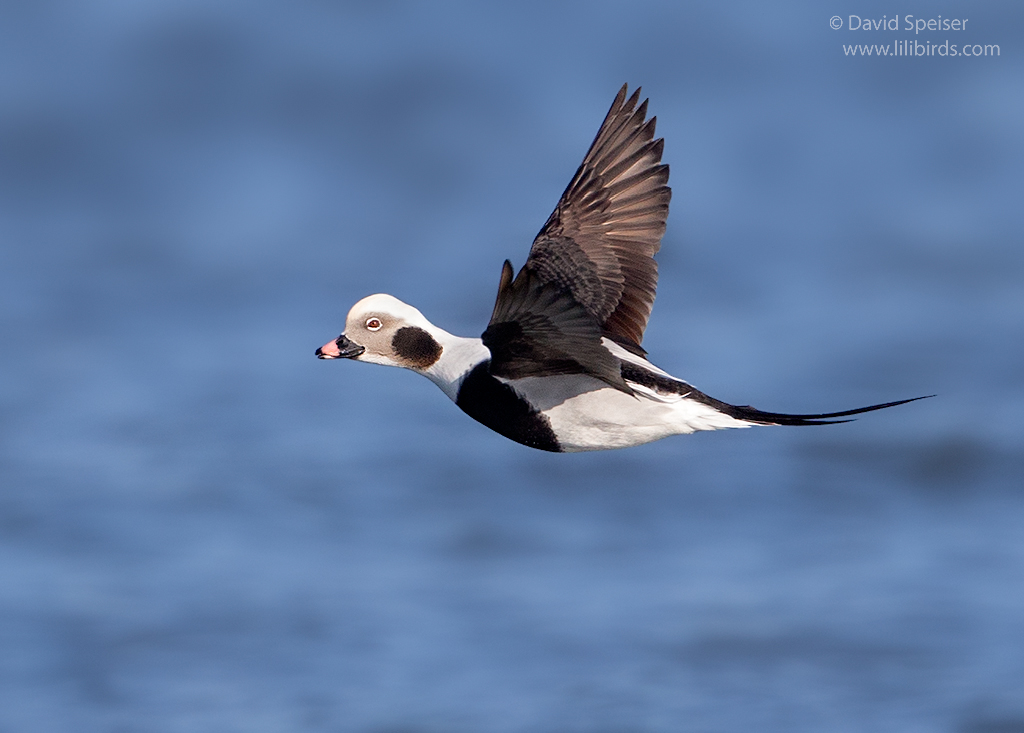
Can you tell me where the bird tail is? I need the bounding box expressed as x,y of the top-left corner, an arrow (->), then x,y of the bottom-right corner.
710,396 -> 932,426
618,360 -> 931,426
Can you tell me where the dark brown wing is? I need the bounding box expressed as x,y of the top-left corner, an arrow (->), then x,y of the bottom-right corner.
483,86 -> 669,392
521,83 -> 670,353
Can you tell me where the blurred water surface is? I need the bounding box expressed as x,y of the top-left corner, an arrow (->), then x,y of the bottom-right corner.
2,1 -> 1023,731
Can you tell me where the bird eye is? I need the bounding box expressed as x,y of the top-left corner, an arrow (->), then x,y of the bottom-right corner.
365,317 -> 382,331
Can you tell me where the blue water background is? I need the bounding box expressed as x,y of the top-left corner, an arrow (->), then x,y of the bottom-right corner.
2,2 -> 1023,731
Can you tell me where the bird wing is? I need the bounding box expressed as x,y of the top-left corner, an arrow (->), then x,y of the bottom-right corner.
483,85 -> 670,390
483,261 -> 627,389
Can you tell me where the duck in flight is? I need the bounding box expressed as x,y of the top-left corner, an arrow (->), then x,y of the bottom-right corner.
317,85 -> 924,452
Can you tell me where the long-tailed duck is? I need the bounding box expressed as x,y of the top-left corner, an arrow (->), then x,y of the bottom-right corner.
317,85 -> 924,452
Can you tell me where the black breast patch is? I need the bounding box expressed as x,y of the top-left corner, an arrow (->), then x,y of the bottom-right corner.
455,362 -> 562,452
392,326 -> 443,368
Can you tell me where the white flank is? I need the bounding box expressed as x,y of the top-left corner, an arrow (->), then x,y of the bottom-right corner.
504,373 -> 752,453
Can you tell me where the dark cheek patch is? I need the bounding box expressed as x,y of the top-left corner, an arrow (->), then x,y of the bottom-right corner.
392,326 -> 442,368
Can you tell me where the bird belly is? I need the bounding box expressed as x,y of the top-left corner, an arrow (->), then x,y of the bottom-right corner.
505,375 -> 751,452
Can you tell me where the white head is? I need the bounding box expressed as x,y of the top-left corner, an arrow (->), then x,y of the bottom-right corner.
316,294 -> 446,371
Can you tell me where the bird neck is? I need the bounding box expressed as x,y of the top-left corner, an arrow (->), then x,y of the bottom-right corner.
420,330 -> 490,402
